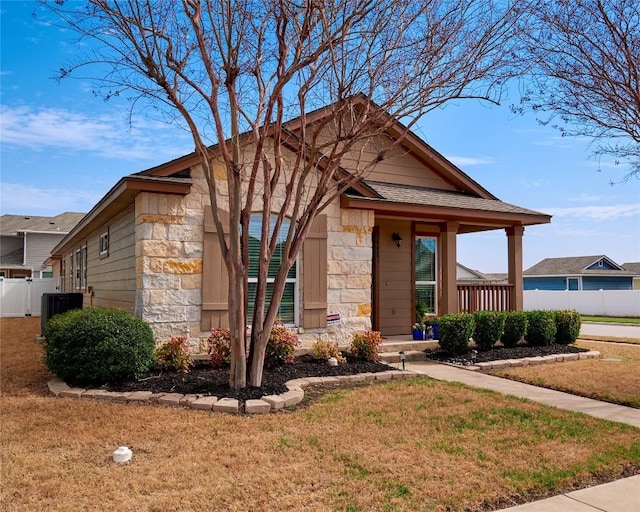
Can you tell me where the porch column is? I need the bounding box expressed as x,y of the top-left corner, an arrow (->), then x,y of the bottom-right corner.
440,221 -> 459,315
506,226 -> 524,311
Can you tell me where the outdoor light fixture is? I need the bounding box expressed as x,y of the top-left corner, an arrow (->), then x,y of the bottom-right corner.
392,232 -> 403,248
399,350 -> 406,371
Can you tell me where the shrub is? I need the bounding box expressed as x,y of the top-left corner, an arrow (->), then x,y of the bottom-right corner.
265,320 -> 299,367
312,340 -> 346,364
473,311 -> 505,351
555,309 -> 581,344
438,313 -> 475,355
207,328 -> 231,368
525,310 -> 557,346
44,307 -> 155,386
350,329 -> 382,362
501,311 -> 527,348
155,336 -> 192,373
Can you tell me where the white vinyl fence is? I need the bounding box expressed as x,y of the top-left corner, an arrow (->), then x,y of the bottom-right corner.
0,278 -> 57,317
524,290 -> 640,317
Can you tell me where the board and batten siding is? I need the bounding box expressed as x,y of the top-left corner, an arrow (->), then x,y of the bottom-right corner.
376,218 -> 413,335
86,208 -> 136,312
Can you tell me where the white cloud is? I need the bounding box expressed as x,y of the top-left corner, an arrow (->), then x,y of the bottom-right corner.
447,155 -> 495,167
546,204 -> 640,221
0,105 -> 192,161
0,183 -> 99,215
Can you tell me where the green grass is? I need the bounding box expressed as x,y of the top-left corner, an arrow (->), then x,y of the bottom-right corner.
581,316 -> 640,324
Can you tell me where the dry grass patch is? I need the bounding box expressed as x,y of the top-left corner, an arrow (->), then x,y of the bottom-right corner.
493,341 -> 640,408
2,318 -> 640,512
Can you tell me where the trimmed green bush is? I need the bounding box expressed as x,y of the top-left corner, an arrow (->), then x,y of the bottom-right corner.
473,311 -> 505,351
438,313 -> 475,355
525,310 -> 557,346
555,309 -> 581,344
501,311 -> 527,348
265,320 -> 299,367
44,307 -> 155,386
350,329 -> 383,362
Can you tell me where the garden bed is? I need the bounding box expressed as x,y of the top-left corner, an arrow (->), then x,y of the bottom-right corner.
426,343 -> 588,366
105,354 -> 393,403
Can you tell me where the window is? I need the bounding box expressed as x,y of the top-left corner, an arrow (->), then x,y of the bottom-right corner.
60,259 -> 65,291
100,230 -> 109,257
68,254 -> 73,292
82,244 -> 87,289
75,249 -> 82,289
246,214 -> 297,325
567,277 -> 579,291
415,236 -> 437,316
75,245 -> 87,290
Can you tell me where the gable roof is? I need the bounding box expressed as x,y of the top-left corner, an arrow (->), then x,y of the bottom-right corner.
524,255 -> 635,276
136,95 -> 498,200
1,212 -> 85,236
622,262 -> 640,274
52,97 -> 551,254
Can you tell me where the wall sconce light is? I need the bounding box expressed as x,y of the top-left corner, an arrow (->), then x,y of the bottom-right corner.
391,232 -> 403,248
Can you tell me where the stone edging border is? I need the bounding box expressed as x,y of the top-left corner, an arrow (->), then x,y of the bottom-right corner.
47,369 -> 418,415
47,351 -> 601,414
459,350 -> 601,371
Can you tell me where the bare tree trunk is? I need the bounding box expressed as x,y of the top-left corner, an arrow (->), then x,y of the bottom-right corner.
228,263 -> 246,390
248,330 -> 268,387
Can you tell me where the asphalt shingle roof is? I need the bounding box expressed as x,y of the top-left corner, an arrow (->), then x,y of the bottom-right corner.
0,212 -> 85,236
524,255 -> 636,276
363,181 -> 548,217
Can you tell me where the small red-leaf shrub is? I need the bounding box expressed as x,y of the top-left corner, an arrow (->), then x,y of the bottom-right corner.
312,340 -> 346,364
207,328 -> 231,368
266,320 -> 299,367
155,336 -> 192,374
350,329 -> 382,362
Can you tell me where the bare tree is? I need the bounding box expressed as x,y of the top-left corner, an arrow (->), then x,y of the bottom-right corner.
515,0 -> 640,180
43,0 -> 525,389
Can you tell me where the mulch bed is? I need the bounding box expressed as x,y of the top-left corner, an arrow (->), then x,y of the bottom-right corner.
104,343 -> 588,405
426,343 -> 588,366
105,354 -> 393,403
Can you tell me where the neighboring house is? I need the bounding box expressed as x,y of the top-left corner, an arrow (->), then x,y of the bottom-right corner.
49,100 -> 550,346
456,262 -> 488,282
456,263 -> 508,283
523,255 -> 636,291
622,262 -> 640,290
0,213 -> 85,278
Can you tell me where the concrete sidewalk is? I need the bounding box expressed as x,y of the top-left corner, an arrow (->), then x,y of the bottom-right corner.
397,360 -> 640,511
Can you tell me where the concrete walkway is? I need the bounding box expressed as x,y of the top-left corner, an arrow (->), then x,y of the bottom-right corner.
398,361 -> 640,511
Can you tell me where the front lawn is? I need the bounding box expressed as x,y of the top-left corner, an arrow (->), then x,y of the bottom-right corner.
2,318 -> 639,512
492,340 -> 640,408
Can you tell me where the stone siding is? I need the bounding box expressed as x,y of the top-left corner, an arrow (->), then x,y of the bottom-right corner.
298,205 -> 374,347
135,163 -> 374,350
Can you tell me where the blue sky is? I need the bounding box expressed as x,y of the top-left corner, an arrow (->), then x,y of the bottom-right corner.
1,1 -> 639,272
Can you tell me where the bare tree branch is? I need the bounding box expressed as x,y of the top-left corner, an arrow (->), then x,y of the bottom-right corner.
515,0 -> 640,180
41,0 -> 526,388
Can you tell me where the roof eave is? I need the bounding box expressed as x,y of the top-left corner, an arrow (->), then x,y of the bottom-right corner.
340,196 -> 551,227
51,176 -> 191,256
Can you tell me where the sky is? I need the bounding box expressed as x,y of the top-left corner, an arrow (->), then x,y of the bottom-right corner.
1,1 -> 639,273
